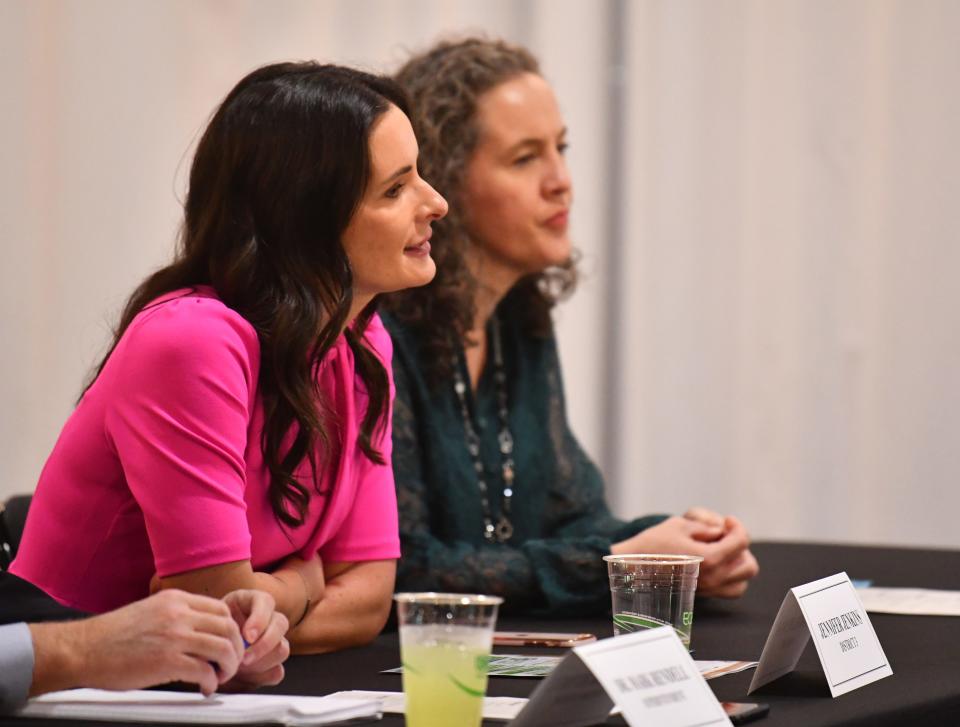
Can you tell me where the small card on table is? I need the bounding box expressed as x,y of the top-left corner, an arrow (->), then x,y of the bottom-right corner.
511,627 -> 731,727
749,572 -> 892,697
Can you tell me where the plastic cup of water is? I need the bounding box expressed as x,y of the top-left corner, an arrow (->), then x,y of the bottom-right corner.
603,554 -> 703,649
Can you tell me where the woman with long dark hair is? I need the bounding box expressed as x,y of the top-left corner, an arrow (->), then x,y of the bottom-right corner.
383,38 -> 758,615
11,61 -> 447,653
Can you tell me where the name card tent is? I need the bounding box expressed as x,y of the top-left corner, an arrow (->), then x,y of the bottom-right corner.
749,572 -> 893,698
510,627 -> 732,727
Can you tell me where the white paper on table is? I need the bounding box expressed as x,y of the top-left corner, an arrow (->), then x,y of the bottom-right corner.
16,689 -> 380,725
328,691 -> 528,722
856,587 -> 960,616
380,654 -> 562,678
383,654 -> 756,680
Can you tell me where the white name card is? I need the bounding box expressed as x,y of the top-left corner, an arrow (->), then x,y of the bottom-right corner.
749,572 -> 892,697
575,628 -> 732,727
510,627 -> 731,727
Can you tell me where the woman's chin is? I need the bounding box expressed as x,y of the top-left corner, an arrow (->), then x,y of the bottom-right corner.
535,249 -> 573,273
537,235 -> 572,268
398,259 -> 437,290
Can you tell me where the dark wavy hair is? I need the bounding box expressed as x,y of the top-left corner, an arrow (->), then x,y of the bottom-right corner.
84,62 -> 408,528
383,37 -> 577,381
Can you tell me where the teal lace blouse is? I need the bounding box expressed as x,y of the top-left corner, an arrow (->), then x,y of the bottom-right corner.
384,299 -> 666,616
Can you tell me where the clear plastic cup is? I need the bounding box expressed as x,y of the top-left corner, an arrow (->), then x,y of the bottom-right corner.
394,593 -> 503,727
603,554 -> 704,649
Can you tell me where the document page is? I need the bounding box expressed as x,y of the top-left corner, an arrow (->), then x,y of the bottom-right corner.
856,587 -> 960,616
17,689 -> 380,725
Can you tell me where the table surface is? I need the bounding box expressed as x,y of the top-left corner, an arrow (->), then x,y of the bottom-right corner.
5,540 -> 960,727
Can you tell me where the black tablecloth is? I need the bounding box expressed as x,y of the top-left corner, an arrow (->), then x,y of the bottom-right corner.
5,541 -> 960,726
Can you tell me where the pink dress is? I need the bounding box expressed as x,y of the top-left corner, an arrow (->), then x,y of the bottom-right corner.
11,287 -> 400,613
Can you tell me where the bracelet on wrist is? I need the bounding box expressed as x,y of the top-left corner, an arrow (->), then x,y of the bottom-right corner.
291,569 -> 311,628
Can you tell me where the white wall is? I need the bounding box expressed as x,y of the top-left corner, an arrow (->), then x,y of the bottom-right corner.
610,0 -> 960,548
2,0 -> 958,548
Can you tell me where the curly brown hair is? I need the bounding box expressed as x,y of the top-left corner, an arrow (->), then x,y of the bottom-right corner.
382,37 -> 577,382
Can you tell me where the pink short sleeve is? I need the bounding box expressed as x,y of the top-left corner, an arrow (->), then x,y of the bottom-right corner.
103,297 -> 259,577
319,314 -> 401,562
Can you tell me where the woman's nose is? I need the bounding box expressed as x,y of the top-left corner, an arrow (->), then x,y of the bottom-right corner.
423,183 -> 448,221
544,155 -> 572,197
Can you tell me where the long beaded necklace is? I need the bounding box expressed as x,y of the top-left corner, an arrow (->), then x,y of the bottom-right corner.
451,316 -> 516,543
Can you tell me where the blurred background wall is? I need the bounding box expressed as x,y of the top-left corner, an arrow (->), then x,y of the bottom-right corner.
1,0 -> 958,547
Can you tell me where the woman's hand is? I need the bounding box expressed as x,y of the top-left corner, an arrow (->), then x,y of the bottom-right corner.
683,506 -> 726,529
221,589 -> 290,690
611,514 -> 759,598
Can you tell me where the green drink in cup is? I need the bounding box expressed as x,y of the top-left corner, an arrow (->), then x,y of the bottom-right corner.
394,593 -> 503,727
603,554 -> 703,649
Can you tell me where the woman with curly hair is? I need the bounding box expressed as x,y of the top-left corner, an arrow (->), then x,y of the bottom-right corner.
11,61 -> 447,651
383,38 -> 758,615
